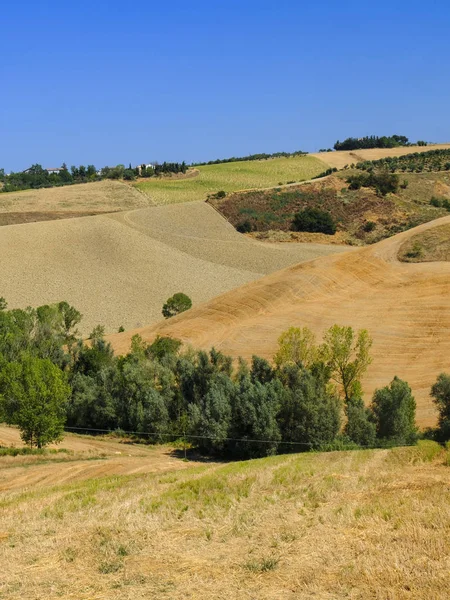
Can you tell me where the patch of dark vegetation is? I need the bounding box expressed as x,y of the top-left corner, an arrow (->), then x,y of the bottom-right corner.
192,149 -> 308,166
292,207 -> 336,235
334,134 -> 411,151
346,171 -> 400,196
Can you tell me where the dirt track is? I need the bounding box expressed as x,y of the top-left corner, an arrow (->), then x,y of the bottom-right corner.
0,201 -> 348,333
108,215 -> 450,427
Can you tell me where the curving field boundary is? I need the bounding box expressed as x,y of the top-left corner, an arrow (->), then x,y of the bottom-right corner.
107,215 -> 450,426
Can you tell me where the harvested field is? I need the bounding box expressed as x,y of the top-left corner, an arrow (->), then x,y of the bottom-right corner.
0,425 -> 203,493
134,155 -> 328,204
1,438 -> 449,599
0,201 -> 348,333
0,180 -> 151,225
311,143 -> 450,169
108,215 -> 450,427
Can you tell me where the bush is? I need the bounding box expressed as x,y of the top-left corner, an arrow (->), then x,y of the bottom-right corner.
216,190 -> 226,198
346,171 -> 399,196
363,221 -> 376,233
236,220 -> 252,233
405,241 -> 424,259
292,208 -> 336,235
162,293 -> 192,319
430,197 -> 442,207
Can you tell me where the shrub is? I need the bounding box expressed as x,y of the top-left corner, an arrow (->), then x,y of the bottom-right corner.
400,179 -> 408,189
236,220 -> 252,233
363,221 -> 376,233
405,241 -> 424,259
215,190 -> 227,199
292,208 -> 336,235
162,293 -> 192,319
430,197 -> 442,207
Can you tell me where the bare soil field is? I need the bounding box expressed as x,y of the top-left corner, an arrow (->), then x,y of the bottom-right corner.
0,201 -> 348,334
311,143 -> 450,169
1,438 -> 449,599
0,180 -> 151,225
108,215 -> 450,427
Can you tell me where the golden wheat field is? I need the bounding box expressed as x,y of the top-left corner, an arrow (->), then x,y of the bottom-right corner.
0,201 -> 348,333
1,426 -> 449,600
108,215 -> 450,427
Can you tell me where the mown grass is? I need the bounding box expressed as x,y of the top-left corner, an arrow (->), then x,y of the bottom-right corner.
1,441 -> 449,599
134,155 -> 327,204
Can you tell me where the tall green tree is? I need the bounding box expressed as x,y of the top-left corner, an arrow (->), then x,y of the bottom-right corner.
162,293 -> 192,319
370,377 -> 417,445
430,373 -> 450,441
0,355 -> 70,448
274,326 -> 317,369
321,325 -> 372,402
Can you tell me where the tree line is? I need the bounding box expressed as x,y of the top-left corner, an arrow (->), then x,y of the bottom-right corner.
0,161 -> 187,193
1,299 -> 446,458
334,135 -> 414,151
355,148 -> 450,174
192,150 -> 308,167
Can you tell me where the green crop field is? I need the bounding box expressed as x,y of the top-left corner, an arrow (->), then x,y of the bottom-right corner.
134,155 -> 328,204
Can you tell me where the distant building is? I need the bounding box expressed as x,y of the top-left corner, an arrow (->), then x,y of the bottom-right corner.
22,166 -> 64,174
135,163 -> 155,174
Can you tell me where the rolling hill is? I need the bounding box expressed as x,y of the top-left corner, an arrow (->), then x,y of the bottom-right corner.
107,215 -> 450,427
0,201 -> 348,334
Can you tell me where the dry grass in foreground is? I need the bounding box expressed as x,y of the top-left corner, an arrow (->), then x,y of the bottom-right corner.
1,439 -> 449,599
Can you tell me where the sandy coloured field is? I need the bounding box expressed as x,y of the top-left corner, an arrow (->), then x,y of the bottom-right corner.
0,201 -> 348,333
108,215 -> 450,427
311,143 -> 450,169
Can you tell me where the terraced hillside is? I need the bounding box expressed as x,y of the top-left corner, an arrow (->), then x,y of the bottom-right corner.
1,432 -> 449,599
0,202 -> 348,333
108,215 -> 450,427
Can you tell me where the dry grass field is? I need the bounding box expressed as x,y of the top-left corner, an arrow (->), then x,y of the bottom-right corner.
398,222 -> 450,262
0,201 -> 348,333
0,180 -> 151,225
310,143 -> 450,169
134,155 -> 328,204
1,430 -> 449,599
108,215 -> 450,427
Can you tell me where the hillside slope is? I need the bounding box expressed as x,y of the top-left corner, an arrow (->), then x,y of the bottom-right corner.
0,202 -> 348,333
108,215 -> 450,426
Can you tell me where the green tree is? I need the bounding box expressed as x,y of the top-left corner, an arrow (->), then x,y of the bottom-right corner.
162,293 -> 192,318
274,326 -> 317,369
0,355 -> 70,448
344,396 -> 376,447
370,377 -> 417,445
430,373 -> 450,441
292,208 -> 336,235
321,325 -> 372,403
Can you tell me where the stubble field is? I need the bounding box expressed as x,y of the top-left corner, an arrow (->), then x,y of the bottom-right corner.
1,429 -> 449,600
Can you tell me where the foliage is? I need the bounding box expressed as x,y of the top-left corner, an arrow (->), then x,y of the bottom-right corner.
370,377 -> 418,445
430,373 -> 450,441
321,325 -> 373,403
334,135 -> 410,151
0,355 -> 70,447
292,207 -> 336,234
344,396 -> 376,447
274,326 -> 317,369
346,171 -> 399,195
356,148 -> 450,174
192,149 -> 307,166
162,293 -> 193,319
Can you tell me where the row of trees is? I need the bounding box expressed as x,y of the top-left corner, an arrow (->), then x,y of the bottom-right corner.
334,135 -> 411,151
0,161 -> 188,192
192,150 -> 308,166
0,298 -> 434,456
355,149 -> 450,174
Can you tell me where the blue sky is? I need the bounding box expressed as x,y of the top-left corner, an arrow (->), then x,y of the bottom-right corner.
1,0 -> 450,171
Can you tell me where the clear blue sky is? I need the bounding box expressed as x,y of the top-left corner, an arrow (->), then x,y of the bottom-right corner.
1,0 -> 450,171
